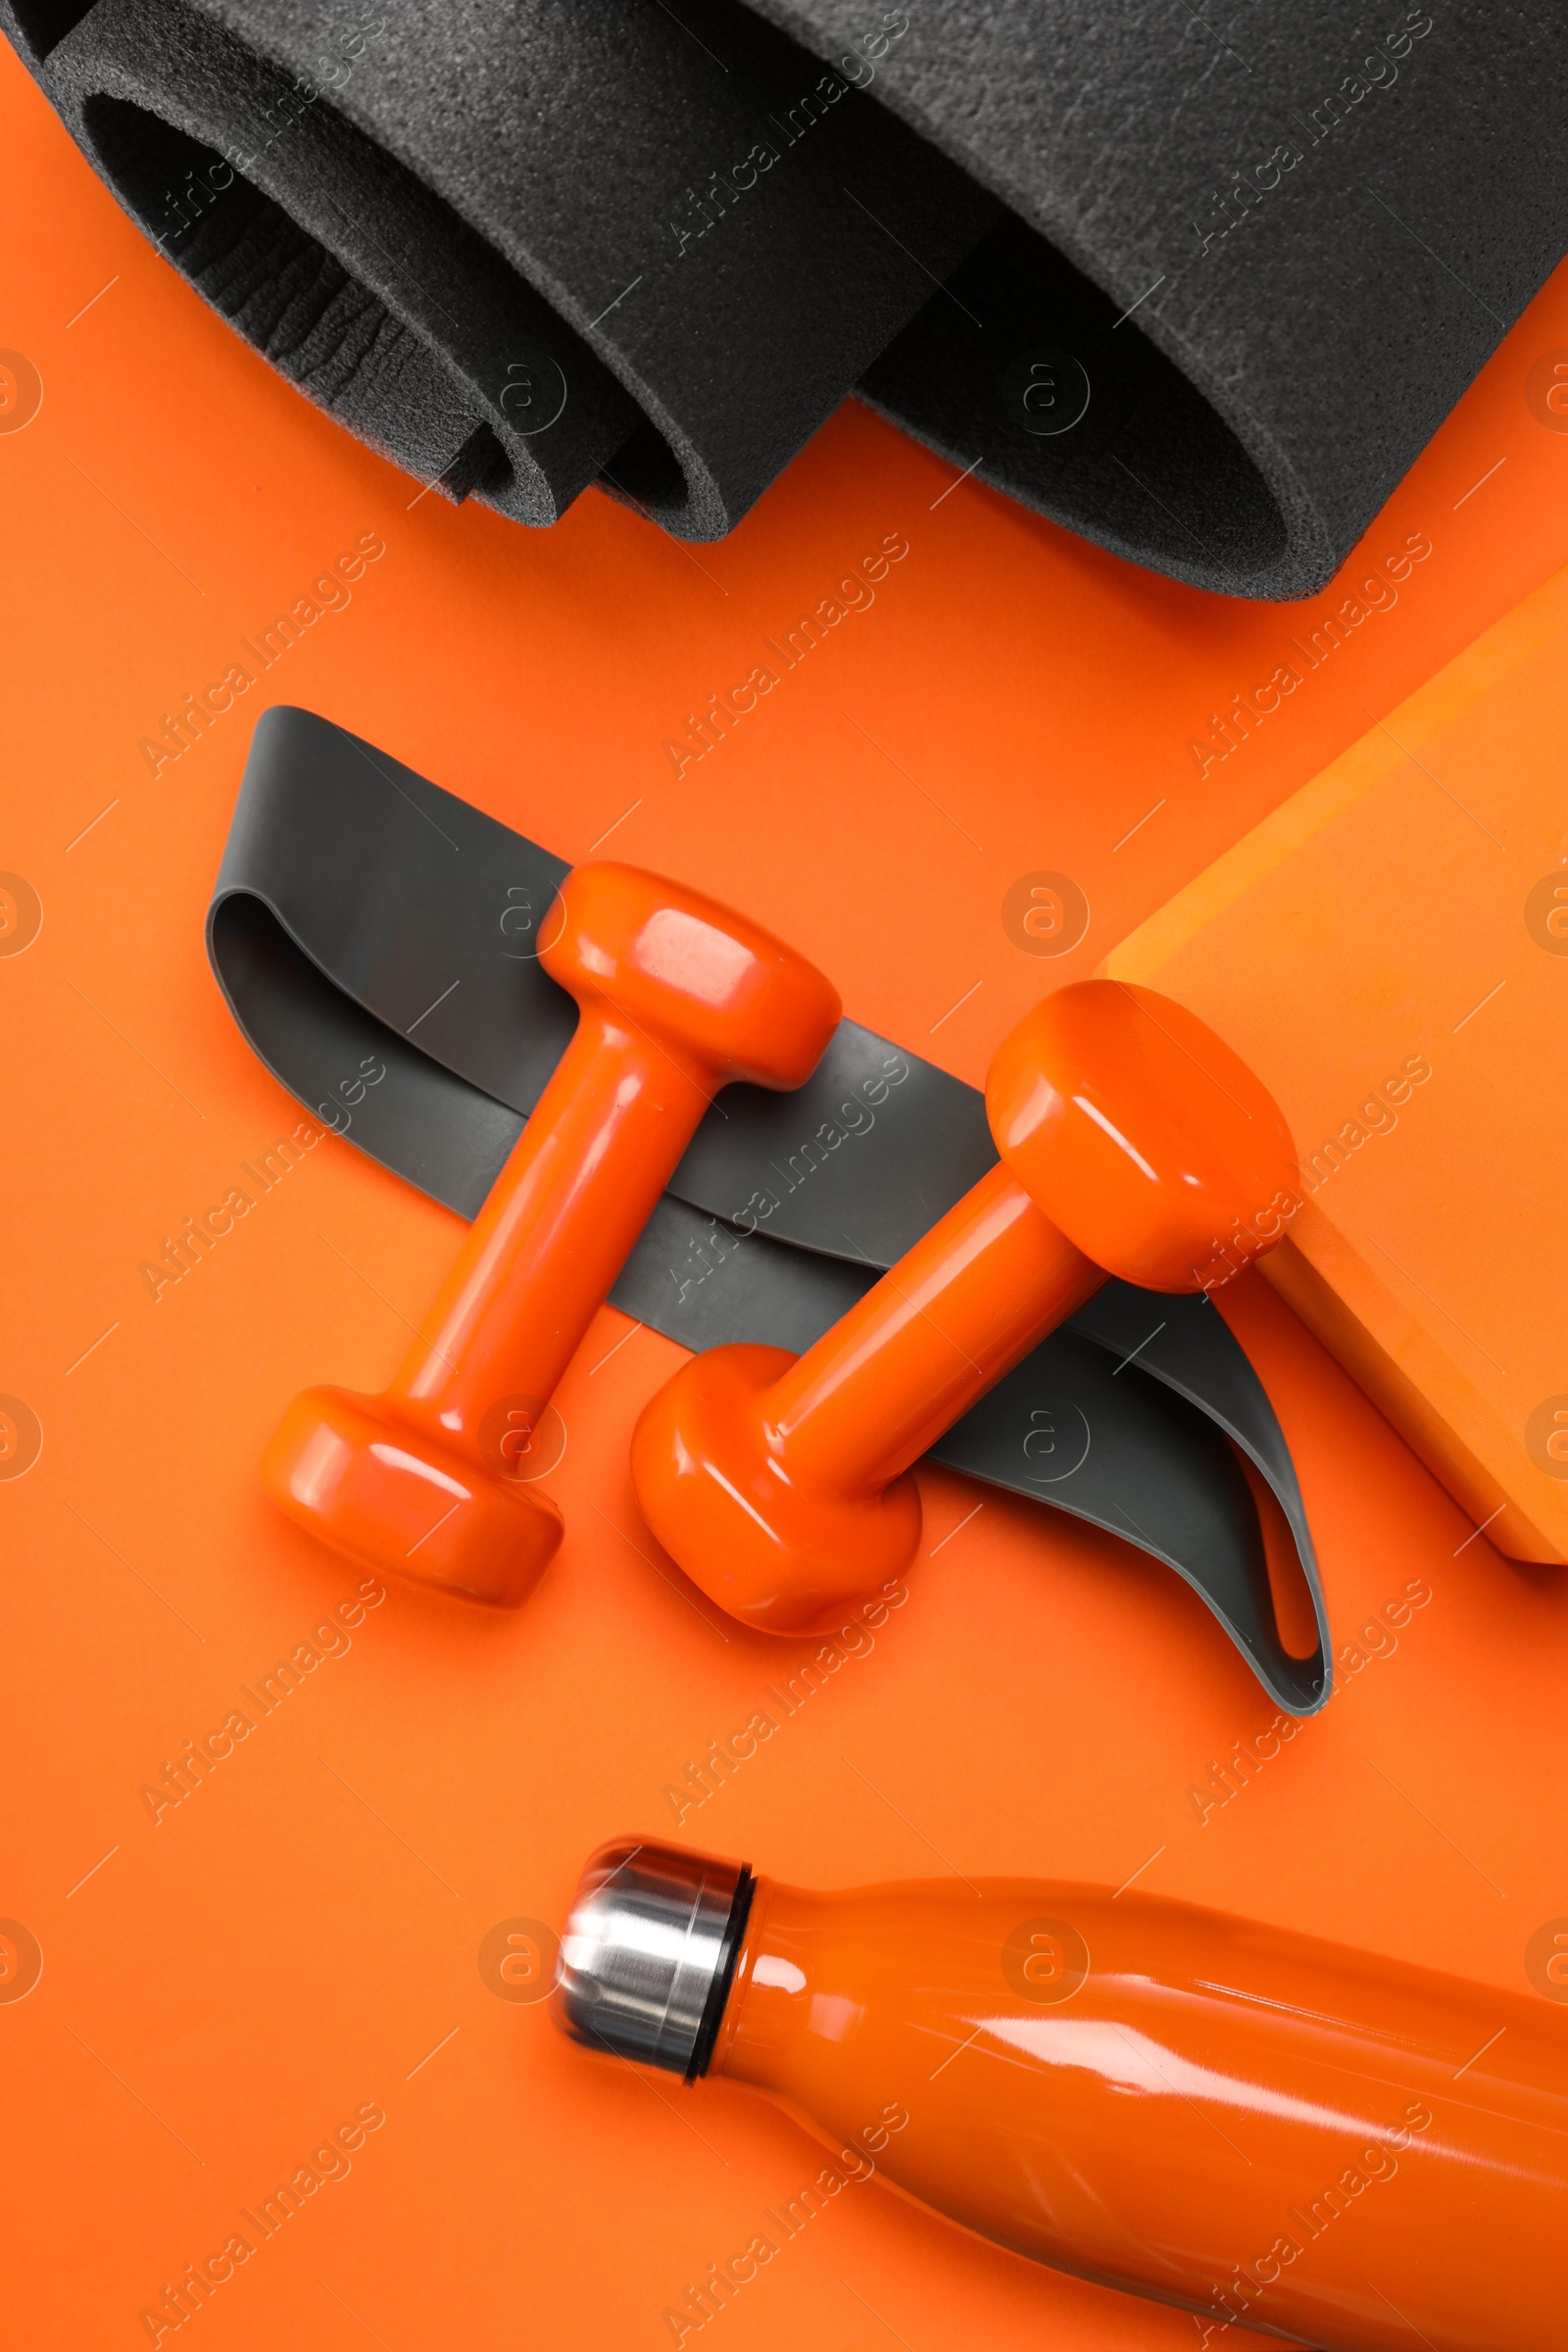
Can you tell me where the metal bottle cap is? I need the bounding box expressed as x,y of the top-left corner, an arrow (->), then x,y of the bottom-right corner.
553,1839 -> 754,2081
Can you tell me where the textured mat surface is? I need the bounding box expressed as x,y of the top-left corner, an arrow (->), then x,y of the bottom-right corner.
46,0 -> 644,521
8,0 -> 1565,585
769,1 -> 1568,594
43,0 -> 995,537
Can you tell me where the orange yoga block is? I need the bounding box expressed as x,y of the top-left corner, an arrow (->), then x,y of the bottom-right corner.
1103,562 -> 1568,1564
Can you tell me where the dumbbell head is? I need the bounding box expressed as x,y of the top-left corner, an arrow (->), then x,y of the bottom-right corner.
265,862 -> 840,1606
264,1384 -> 564,1606
542,862 -> 841,1093
632,1342 -> 924,1637
986,980 -> 1298,1292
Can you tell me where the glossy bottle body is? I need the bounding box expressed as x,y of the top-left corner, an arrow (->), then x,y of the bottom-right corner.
710,1876 -> 1566,2352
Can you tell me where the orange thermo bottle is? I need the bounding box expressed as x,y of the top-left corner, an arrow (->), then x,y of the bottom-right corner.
554,1841 -> 1566,2352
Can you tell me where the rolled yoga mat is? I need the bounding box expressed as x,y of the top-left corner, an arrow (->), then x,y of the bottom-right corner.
9,0 -> 1567,591
36,0 -> 998,539
207,705 -> 1332,1711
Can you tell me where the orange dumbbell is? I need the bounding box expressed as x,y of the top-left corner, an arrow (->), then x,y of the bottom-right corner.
265,862 -> 840,1606
631,980 -> 1298,1634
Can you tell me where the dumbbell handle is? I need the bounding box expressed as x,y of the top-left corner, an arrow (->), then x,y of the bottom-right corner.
767,1163 -> 1101,1494
392,1006 -> 708,1446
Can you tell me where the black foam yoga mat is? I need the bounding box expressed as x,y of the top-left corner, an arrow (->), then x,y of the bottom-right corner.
209,707 -> 1332,1713
779,1 -> 1568,595
8,0 -> 1566,592
40,0 -> 998,538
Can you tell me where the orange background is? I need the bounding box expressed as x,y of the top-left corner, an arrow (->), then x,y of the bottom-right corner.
3,37 -> 1567,2350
